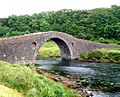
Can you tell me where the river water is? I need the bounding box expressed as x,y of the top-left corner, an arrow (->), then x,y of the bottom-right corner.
36,58 -> 120,97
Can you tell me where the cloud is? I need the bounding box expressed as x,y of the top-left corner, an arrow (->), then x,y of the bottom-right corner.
0,0 -> 120,18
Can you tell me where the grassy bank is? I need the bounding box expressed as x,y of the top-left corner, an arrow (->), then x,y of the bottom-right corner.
37,41 -> 120,63
0,61 -> 80,97
37,41 -> 61,59
80,48 -> 120,63
0,84 -> 23,97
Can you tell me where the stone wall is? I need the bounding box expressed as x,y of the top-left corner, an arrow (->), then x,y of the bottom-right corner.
0,32 -> 119,64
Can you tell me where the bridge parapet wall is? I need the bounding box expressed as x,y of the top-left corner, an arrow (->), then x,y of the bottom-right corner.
0,32 -> 119,64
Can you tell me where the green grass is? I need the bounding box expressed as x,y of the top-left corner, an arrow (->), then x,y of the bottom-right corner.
0,61 -> 80,97
97,38 -> 120,45
37,41 -> 120,63
37,41 -> 61,59
0,84 -> 23,97
80,48 -> 120,63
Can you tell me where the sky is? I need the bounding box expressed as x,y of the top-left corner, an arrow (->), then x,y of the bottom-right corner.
0,0 -> 120,18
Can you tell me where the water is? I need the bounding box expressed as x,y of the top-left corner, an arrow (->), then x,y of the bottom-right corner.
36,58 -> 120,97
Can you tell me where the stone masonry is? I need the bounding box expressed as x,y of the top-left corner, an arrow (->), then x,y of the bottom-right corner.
0,31 -> 119,64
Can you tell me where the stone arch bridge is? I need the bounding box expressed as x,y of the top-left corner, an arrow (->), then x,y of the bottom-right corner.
0,32 -> 119,64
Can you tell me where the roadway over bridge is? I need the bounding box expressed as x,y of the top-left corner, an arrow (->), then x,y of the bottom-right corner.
0,31 -> 119,64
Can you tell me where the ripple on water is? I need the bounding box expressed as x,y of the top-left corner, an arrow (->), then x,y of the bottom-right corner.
58,66 -> 95,74
93,92 -> 120,97
36,58 -> 120,96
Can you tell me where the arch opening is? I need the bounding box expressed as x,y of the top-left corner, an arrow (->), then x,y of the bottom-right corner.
36,38 -> 72,60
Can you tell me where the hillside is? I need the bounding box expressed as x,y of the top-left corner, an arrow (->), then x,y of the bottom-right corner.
0,5 -> 120,45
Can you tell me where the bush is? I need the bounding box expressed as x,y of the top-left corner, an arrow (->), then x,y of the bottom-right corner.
98,37 -> 109,44
80,48 -> 120,63
81,50 -> 104,60
108,52 -> 120,62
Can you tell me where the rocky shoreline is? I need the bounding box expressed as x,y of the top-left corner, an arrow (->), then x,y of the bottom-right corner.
36,69 -> 98,97
39,55 -> 120,64
80,58 -> 120,64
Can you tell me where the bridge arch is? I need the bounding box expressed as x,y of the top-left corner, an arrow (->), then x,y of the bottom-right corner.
35,37 -> 72,60
0,31 -> 118,65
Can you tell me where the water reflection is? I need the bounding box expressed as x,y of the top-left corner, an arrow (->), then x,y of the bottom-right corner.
37,59 -> 95,75
36,58 -> 120,96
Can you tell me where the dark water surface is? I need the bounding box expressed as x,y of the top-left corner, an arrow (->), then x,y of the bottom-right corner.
36,58 -> 120,97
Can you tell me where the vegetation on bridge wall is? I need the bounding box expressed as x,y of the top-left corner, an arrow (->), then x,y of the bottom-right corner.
0,5 -> 120,45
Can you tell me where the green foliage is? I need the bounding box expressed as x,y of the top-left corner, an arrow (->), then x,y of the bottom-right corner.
0,5 -> 120,44
85,50 -> 103,60
108,51 -> 120,61
0,26 -> 12,37
81,49 -> 120,63
37,41 -> 120,63
98,37 -> 109,44
37,41 -> 61,59
0,61 -> 79,97
97,38 -> 120,45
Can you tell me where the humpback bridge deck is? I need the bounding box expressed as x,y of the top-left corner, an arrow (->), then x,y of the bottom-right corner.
0,32 -> 119,64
